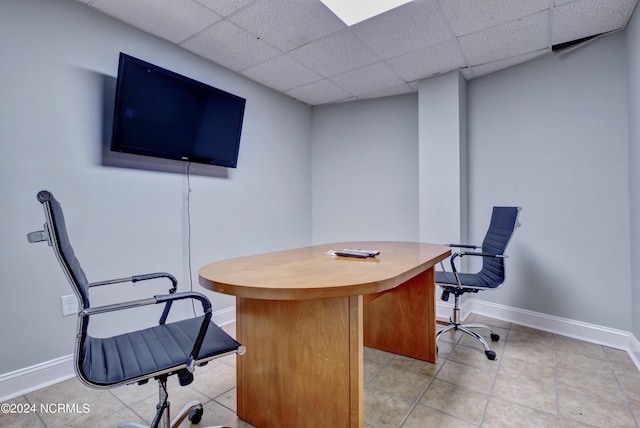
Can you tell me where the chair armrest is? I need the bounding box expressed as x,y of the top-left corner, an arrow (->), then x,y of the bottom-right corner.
89,272 -> 178,293
448,251 -> 506,274
457,251 -> 506,259
89,272 -> 179,326
447,243 -> 479,249
156,292 -> 213,370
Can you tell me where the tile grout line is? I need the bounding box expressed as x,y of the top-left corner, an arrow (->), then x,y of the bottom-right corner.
23,394 -> 48,428
551,333 -> 561,428
477,319 -> 510,427
108,387 -> 150,426
397,329 -> 460,427
605,346 -> 640,427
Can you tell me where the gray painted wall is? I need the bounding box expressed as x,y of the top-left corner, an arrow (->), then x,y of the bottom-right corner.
2,0 -> 639,378
0,0 -> 312,373
467,32 -> 631,330
311,94 -> 419,244
311,32 -> 634,332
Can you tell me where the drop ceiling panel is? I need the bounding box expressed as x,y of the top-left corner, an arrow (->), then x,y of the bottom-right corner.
439,0 -> 550,37
330,62 -> 406,96
229,0 -> 345,52
386,39 -> 466,82
289,29 -> 379,77
180,20 -> 281,71
241,54 -> 322,91
470,49 -> 548,78
459,10 -> 549,66
551,0 -> 635,45
357,83 -> 414,101
75,0 -> 639,105
286,79 -> 352,105
194,0 -> 257,17
91,0 -> 221,44
351,0 -> 452,59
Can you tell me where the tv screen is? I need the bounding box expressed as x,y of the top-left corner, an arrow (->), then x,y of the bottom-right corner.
111,53 -> 246,168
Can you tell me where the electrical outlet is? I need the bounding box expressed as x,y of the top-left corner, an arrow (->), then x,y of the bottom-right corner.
60,294 -> 78,317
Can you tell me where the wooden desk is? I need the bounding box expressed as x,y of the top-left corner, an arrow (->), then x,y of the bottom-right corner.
199,241 -> 450,428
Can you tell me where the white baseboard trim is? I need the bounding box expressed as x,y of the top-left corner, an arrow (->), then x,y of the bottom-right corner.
3,303 -> 639,402
469,299 -> 633,350
212,306 -> 236,327
0,355 -> 75,403
0,307 -> 237,402
436,298 -> 640,371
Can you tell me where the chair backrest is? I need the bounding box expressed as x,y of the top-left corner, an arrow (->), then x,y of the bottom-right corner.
478,206 -> 521,287
36,190 -> 91,310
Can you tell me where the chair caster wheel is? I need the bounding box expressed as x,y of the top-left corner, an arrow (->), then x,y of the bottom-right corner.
485,350 -> 497,360
490,333 -> 500,342
188,408 -> 203,424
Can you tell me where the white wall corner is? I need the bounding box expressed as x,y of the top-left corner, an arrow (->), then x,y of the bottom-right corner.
629,333 -> 640,370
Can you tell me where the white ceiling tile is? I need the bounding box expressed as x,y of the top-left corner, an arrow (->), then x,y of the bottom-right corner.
180,20 -> 281,71
289,30 -> 379,77
551,0 -> 635,45
74,0 -> 638,105
330,62 -> 406,96
356,83 -> 414,100
194,0 -> 257,17
352,0 -> 452,59
91,0 -> 221,44
459,11 -> 549,66
229,0 -> 345,52
470,49 -> 548,77
241,55 -> 322,91
386,39 -> 466,82
439,0 -> 550,37
286,79 -> 352,105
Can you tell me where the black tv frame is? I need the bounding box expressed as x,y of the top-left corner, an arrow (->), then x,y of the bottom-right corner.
111,53 -> 246,168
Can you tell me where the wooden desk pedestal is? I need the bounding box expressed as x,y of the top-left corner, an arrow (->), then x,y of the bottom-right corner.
236,295 -> 363,427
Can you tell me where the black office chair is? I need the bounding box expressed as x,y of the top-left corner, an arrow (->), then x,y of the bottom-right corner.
436,206 -> 521,360
28,190 -> 245,428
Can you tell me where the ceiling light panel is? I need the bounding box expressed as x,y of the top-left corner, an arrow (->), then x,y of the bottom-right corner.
320,0 -> 413,26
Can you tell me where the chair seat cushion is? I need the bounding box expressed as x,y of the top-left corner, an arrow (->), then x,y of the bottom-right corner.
79,316 -> 239,386
436,271 -> 501,290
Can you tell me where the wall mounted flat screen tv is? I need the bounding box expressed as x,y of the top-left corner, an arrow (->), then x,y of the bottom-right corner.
111,53 -> 246,168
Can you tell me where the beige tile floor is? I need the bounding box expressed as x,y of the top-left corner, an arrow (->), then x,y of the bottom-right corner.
2,315 -> 639,427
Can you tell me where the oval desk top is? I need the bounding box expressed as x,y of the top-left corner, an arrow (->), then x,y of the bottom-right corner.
199,241 -> 451,300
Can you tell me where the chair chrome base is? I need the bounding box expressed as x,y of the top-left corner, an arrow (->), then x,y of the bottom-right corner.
116,375 -> 230,428
436,322 -> 500,360
435,293 -> 500,360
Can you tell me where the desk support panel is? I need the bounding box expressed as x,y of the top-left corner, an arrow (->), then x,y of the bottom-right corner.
363,268 -> 436,362
236,295 -> 364,428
